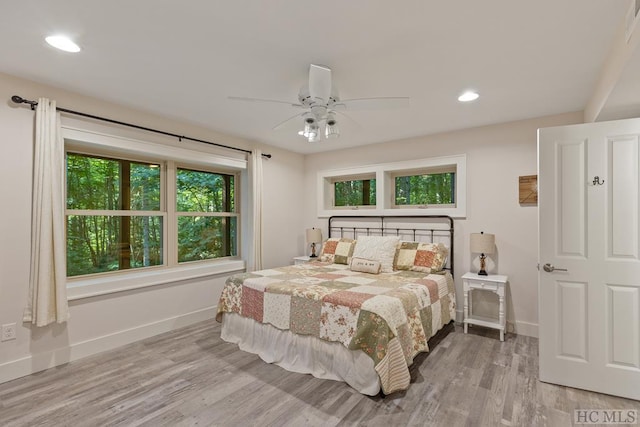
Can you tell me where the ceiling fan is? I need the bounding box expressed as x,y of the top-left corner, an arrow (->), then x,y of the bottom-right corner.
229,64 -> 409,142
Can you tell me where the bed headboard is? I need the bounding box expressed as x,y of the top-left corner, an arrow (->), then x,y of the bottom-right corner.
327,215 -> 455,275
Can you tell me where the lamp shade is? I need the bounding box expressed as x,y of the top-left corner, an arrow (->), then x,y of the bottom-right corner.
306,228 -> 322,243
470,232 -> 495,254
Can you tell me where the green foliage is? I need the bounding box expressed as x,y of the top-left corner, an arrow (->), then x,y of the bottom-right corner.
176,168 -> 236,263
66,215 -> 163,276
395,172 -> 455,205
334,179 -> 376,207
65,155 -> 237,276
66,153 -> 163,277
178,216 -> 236,262
177,168 -> 233,212
66,153 -> 160,210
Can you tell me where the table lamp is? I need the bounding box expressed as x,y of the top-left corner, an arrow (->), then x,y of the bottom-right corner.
306,228 -> 322,258
470,231 -> 495,276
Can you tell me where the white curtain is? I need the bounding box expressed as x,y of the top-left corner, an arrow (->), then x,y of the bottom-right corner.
23,98 -> 70,326
248,149 -> 263,271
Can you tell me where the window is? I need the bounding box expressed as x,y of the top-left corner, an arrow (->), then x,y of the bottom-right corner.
66,153 -> 163,277
393,167 -> 456,207
176,168 -> 237,262
333,176 -> 376,207
317,154 -> 466,217
66,152 -> 239,278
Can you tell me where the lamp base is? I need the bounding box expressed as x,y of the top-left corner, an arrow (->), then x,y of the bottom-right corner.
309,254 -> 318,258
478,253 -> 488,276
309,242 -> 318,258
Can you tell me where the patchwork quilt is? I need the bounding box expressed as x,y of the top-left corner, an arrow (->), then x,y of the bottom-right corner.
216,261 -> 456,394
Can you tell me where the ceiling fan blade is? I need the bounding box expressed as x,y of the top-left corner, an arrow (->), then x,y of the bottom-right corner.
228,96 -> 303,108
332,110 -> 361,130
272,112 -> 304,131
308,64 -> 332,103
334,97 -> 410,110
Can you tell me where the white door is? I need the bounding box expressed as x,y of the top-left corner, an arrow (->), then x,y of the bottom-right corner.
539,118 -> 640,400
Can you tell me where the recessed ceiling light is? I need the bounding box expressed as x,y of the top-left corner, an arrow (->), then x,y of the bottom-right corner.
45,35 -> 81,53
458,91 -> 479,102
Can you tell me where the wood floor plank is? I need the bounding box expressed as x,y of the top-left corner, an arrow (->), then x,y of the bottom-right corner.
1,320 -> 639,427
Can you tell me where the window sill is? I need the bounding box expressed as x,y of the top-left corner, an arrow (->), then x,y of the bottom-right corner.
66,259 -> 246,301
318,207 -> 466,218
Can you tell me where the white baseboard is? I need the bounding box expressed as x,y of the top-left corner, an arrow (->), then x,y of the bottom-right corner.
513,320 -> 538,338
456,309 -> 538,338
0,306 -> 216,385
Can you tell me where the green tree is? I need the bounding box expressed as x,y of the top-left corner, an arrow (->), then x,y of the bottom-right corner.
66,156 -> 236,276
176,168 -> 235,262
395,173 -> 455,205
66,153 -> 161,276
334,179 -> 376,206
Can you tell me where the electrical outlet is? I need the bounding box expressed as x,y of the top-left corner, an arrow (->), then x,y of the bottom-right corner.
1,323 -> 16,341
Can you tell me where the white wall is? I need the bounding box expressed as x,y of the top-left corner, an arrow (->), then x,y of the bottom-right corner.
0,72 -> 305,383
0,68 -> 588,385
302,112 -> 583,337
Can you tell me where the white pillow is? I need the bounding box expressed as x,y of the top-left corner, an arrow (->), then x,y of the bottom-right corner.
350,257 -> 381,274
352,236 -> 400,273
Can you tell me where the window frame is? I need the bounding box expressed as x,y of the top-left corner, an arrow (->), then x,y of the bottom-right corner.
62,126 -> 246,299
390,165 -> 457,209
65,149 -> 168,277
330,173 -> 377,209
317,154 -> 466,218
174,164 -> 240,264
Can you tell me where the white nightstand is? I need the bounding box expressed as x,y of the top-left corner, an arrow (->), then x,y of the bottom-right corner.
293,256 -> 312,265
462,272 -> 508,341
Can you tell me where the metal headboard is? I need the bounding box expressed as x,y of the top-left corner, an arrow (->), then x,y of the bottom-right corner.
328,215 -> 454,275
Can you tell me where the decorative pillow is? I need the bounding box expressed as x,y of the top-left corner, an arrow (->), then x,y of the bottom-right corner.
319,238 -> 356,264
352,235 -> 400,273
393,241 -> 449,273
350,257 -> 381,274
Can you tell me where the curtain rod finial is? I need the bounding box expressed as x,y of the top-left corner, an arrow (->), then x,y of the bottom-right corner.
11,95 -> 38,110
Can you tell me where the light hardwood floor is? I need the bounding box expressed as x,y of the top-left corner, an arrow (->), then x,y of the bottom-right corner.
0,320 -> 638,427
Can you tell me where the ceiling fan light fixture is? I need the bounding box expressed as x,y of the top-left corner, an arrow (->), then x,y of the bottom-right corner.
325,124 -> 339,139
300,122 -> 312,138
325,113 -> 339,138
231,64 -> 408,143
299,120 -> 320,141
307,124 -> 320,142
300,112 -> 322,141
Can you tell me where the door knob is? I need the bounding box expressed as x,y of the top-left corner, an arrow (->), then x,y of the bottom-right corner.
543,263 -> 568,272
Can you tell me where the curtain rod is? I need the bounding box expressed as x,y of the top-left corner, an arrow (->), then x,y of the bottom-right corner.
10,95 -> 272,159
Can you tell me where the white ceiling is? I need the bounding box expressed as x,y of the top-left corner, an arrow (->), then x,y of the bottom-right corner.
0,1 -> 634,154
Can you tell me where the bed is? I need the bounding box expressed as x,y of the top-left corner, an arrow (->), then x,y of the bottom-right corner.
216,216 -> 456,395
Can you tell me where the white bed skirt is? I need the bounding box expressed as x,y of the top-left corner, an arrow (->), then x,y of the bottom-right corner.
220,312 -> 381,395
